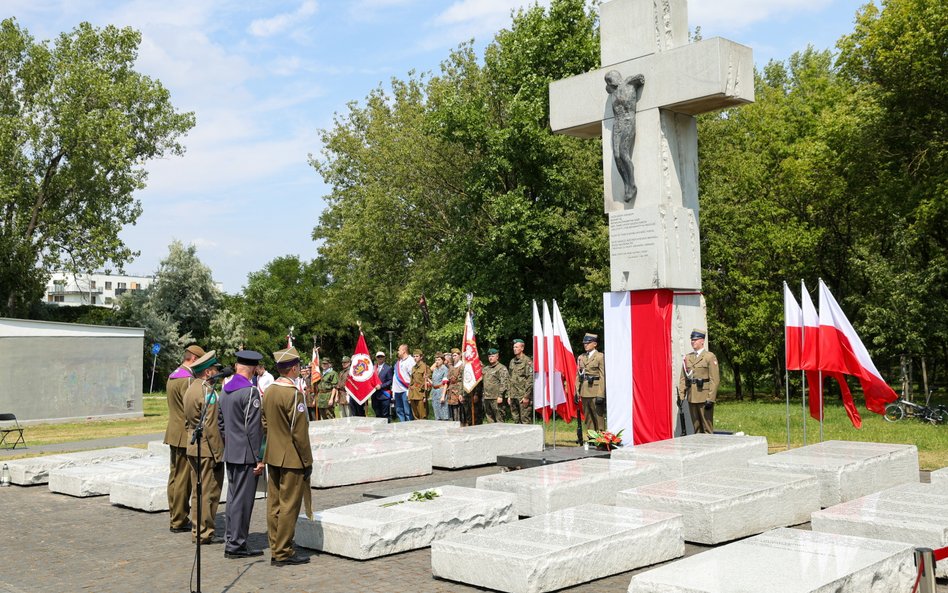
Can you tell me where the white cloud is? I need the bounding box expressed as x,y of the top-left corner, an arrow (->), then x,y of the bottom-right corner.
249,0 -> 318,37
690,0 -> 831,31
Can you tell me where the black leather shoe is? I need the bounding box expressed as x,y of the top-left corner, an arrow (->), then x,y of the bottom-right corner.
225,548 -> 264,559
169,523 -> 192,533
271,555 -> 309,566
199,536 -> 224,545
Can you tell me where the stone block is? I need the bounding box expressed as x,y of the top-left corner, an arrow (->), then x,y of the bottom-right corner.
477,458 -> 670,517
611,433 -> 768,478
5,447 -> 151,485
811,481 -> 948,578
147,441 -> 170,457
109,469 -> 262,512
616,467 -> 819,544
930,466 -> 948,487
433,504 -> 684,593
48,456 -> 168,497
402,423 -> 543,469
306,416 -> 388,436
296,485 -> 516,559
628,528 -> 915,593
747,440 -> 919,507
310,440 -> 432,488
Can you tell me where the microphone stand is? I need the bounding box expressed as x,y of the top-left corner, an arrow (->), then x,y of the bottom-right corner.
189,384 -> 214,593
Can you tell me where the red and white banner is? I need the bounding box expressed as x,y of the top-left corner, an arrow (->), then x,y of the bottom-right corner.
551,301 -> 578,422
310,347 -> 322,386
801,282 -> 819,371
541,301 -> 566,420
346,332 -> 380,405
532,301 -> 547,415
818,279 -> 897,414
784,282 -> 803,371
462,310 -> 482,393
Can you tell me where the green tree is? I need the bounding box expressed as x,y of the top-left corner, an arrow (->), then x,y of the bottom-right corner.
0,19 -> 195,315
150,240 -> 221,342
112,287 -> 190,389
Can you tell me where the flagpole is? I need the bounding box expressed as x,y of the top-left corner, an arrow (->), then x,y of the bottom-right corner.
784,358 -> 790,451
819,369 -> 824,442
801,370 -> 807,446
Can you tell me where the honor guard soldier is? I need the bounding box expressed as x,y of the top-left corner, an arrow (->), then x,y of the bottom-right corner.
577,333 -> 606,432
482,348 -> 509,423
262,347 -> 313,566
408,349 -> 430,421
678,329 -> 720,434
315,357 -> 337,420
164,344 -> 205,533
220,350 -> 266,558
507,339 -> 533,424
183,351 -> 225,544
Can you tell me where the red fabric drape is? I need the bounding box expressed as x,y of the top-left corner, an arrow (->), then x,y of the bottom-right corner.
631,289 -> 673,444
806,370 -> 862,429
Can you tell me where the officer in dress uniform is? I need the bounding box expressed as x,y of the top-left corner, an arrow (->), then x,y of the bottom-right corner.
678,329 -> 720,434
164,344 -> 204,533
507,339 -> 533,424
220,350 -> 266,558
577,333 -> 606,432
183,350 -> 225,544
262,347 -> 313,566
482,348 -> 509,423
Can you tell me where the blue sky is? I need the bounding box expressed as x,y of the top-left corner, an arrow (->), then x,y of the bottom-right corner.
6,0 -> 868,293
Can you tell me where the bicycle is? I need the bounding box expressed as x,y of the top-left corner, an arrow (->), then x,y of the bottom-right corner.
883,397 -> 947,424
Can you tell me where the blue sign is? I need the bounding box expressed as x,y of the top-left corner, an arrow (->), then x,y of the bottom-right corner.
151,343 -> 161,355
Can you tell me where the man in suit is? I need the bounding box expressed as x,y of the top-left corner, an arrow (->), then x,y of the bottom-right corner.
372,352 -> 393,421
220,350 -> 266,559
164,344 -> 204,533
262,347 -> 313,566
678,329 -> 720,434
577,333 -> 606,432
182,351 -> 224,544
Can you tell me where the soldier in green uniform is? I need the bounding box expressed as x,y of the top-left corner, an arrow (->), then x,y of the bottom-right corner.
315,357 -> 337,420
182,350 -> 224,544
334,356 -> 351,418
164,344 -> 204,533
678,329 -> 720,434
262,347 -> 313,566
482,348 -> 509,423
408,349 -> 430,421
507,339 -> 533,424
577,333 -> 606,432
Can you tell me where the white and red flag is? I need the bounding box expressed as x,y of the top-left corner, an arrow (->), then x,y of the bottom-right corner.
532,301 -> 547,415
784,282 -> 803,371
310,347 -> 322,385
552,300 -> 578,422
818,279 -> 897,415
345,332 -> 380,405
462,310 -> 483,393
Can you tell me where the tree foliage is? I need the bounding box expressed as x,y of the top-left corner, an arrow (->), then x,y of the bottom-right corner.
0,19 -> 194,316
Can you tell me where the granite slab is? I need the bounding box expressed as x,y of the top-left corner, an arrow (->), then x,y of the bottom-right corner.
610,433 -> 768,478
747,440 -> 919,507
616,467 -> 819,543
432,504 -> 684,593
401,423 -> 544,469
6,447 -> 151,485
309,440 -> 432,488
477,458 -> 670,517
296,485 -> 516,559
48,456 -> 169,497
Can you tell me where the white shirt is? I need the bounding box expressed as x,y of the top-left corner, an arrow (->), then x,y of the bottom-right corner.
392,355 -> 416,394
257,371 -> 275,393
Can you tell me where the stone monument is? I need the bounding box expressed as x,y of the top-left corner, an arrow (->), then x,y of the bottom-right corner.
549,0 -> 753,439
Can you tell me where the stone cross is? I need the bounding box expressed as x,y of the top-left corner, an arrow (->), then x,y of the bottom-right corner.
550,0 -> 753,292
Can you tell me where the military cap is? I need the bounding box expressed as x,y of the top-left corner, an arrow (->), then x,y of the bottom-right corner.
690,329 -> 706,340
185,344 -> 206,357
487,348 -> 499,355
375,351 -> 386,357
321,356 -> 333,364
582,333 -> 598,344
512,338 -> 525,345
434,351 -> 443,358
273,347 -> 300,364
235,350 -> 263,367
413,348 -> 423,356
341,355 -> 351,363
191,350 -> 218,374
451,347 -> 461,354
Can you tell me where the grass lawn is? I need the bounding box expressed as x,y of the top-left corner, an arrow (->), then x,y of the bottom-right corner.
8,392 -> 948,470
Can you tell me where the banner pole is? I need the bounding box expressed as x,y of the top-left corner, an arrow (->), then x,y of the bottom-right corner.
801,371 -> 807,446
785,367 -> 791,451
819,370 -> 824,442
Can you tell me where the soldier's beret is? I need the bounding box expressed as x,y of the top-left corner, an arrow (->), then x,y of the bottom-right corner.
487,348 -> 499,355
690,329 -> 706,340
512,338 -> 525,345
235,350 -> 263,366
191,351 -> 218,374
582,333 -> 598,344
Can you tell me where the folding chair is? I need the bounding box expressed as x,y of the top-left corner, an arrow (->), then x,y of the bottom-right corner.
0,413 -> 26,449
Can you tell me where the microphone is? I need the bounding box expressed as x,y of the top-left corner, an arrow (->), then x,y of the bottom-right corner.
209,366 -> 234,382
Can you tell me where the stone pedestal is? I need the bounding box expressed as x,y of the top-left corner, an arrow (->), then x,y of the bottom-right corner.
811,481 -> 948,578
48,457 -> 168,497
477,458 -> 669,517
929,466 -> 948,487
617,467 -> 819,543
401,423 -> 543,469
5,447 -> 150,485
295,485 -> 515,559
628,528 -> 916,593
432,504 -> 684,593
747,440 -> 919,507
309,440 -> 432,488
611,433 -> 768,478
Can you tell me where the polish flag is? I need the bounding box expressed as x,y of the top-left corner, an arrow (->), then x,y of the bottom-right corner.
800,282 -> 819,372
818,279 -> 897,414
542,301 -> 557,421
784,282 -> 803,371
310,347 -> 322,385
552,301 -> 578,423
532,301 -> 547,415
346,332 -> 380,405
462,310 -> 483,393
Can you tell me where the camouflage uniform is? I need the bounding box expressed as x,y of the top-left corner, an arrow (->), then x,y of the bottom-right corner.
507,353 -> 533,424
481,361 -> 509,423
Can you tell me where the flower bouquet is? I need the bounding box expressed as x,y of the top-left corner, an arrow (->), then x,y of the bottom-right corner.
586,429 -> 623,451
